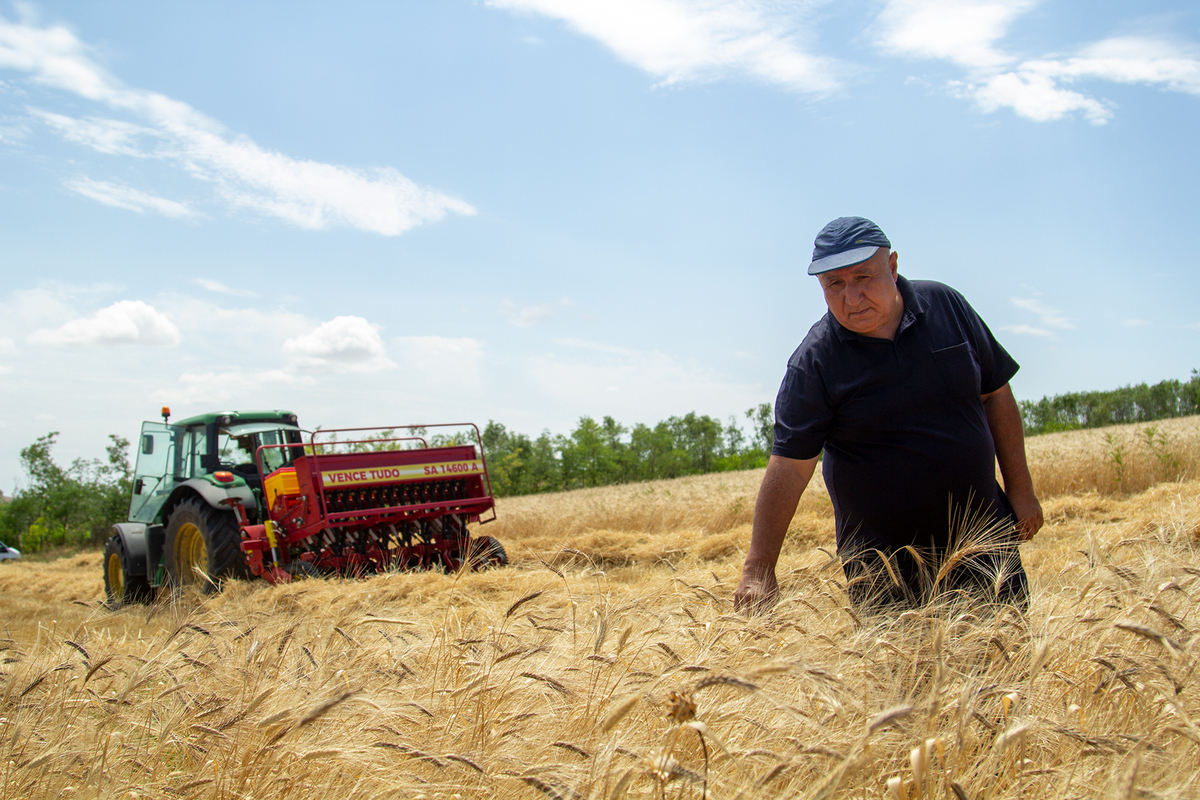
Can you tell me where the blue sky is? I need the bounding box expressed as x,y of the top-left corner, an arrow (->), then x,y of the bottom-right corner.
1,0 -> 1198,489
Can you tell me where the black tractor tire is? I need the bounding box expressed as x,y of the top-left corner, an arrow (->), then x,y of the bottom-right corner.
164,498 -> 247,592
103,535 -> 153,607
468,535 -> 508,570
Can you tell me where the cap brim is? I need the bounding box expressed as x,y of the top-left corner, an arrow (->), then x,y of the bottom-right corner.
807,245 -> 881,276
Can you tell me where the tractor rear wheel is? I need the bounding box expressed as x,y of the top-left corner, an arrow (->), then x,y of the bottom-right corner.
468,535 -> 508,569
164,498 -> 247,592
103,535 -> 153,606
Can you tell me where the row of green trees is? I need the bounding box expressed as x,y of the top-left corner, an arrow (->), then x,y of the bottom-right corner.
0,433 -> 132,554
482,405 -> 775,496
1019,371 -> 1200,435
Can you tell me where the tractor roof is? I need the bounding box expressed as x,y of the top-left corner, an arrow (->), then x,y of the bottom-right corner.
173,410 -> 298,428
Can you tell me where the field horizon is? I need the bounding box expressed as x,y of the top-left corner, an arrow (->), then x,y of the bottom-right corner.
2,415 -> 1199,799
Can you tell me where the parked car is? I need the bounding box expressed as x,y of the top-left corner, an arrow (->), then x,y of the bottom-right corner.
0,541 -> 20,561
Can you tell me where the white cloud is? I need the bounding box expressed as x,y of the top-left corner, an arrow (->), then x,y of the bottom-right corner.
874,0 -> 1036,70
1121,318 -> 1148,328
1035,37 -> 1200,95
999,323 -> 1051,337
193,278 -> 256,298
391,336 -> 484,382
29,299 -> 181,346
1003,296 -> 1073,338
32,109 -> 155,156
873,3 -> 1200,124
65,176 -> 197,218
0,337 -> 15,354
0,14 -> 474,234
962,70 -> 1112,124
490,0 -> 842,94
282,315 -> 395,373
500,297 -> 571,327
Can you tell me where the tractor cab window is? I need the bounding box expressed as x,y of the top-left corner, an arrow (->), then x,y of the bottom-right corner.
130,421 -> 185,523
216,422 -> 304,477
187,428 -> 208,478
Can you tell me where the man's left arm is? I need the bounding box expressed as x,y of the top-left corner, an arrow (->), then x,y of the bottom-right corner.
981,383 -> 1043,541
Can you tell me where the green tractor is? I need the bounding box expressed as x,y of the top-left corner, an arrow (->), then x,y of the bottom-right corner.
104,408 -> 304,603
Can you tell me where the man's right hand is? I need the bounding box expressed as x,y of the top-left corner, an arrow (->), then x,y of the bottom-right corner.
734,569 -> 779,614
733,454 -> 818,615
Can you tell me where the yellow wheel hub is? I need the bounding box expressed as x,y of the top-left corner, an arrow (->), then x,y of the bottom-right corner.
174,522 -> 208,585
107,551 -> 124,598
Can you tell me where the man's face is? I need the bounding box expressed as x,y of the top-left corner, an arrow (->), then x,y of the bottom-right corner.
817,247 -> 903,339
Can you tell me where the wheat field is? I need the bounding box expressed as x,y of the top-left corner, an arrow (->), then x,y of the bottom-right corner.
1,416 -> 1198,799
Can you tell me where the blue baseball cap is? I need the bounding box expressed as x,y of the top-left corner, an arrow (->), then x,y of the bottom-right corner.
807,216 -> 891,275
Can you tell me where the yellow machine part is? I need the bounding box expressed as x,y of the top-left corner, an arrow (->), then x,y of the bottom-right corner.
264,467 -> 299,508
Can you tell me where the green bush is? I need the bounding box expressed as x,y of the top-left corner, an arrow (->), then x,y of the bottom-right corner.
0,432 -> 131,553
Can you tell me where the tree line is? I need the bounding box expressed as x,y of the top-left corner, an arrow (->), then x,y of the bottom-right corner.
481,405 -> 775,497
0,433 -> 132,554
1019,370 -> 1200,436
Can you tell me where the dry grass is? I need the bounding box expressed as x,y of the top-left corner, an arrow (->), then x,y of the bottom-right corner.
1026,414 -> 1200,497
1,418 -> 1199,799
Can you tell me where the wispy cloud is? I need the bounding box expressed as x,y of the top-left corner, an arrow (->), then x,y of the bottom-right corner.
874,0 -> 1035,70
0,13 -> 474,233
526,339 -> 761,416
998,323 -> 1052,337
65,176 -> 196,218
193,278 -> 256,298
1001,296 -> 1074,337
155,369 -> 312,405
28,299 -> 181,346
873,1 -> 1200,124
392,336 -> 485,383
550,337 -> 635,356
490,0 -> 843,94
957,70 -> 1112,124
281,316 -> 395,373
1122,318 -> 1149,328
501,297 -> 571,328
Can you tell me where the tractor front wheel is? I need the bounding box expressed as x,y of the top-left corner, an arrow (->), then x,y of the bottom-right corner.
164,498 -> 247,592
103,535 -> 153,607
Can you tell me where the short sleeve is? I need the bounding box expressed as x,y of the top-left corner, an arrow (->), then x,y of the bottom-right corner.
771,360 -> 832,461
948,291 -> 1019,394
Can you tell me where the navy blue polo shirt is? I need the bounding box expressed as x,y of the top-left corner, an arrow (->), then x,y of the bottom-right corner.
772,276 -> 1019,556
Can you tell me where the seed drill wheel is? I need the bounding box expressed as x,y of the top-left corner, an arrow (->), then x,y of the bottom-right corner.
468,535 -> 508,569
164,498 -> 247,592
103,535 -> 152,606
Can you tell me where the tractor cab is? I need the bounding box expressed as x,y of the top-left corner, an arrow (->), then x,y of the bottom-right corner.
129,409 -> 303,525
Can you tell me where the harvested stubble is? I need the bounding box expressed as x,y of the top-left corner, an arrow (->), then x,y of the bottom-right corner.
1,422 -> 1199,799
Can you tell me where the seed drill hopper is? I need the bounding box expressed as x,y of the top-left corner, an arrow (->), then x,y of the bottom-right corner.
242,426 -> 503,584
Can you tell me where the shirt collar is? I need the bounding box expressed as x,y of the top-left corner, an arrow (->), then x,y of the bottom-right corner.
831,274 -> 924,342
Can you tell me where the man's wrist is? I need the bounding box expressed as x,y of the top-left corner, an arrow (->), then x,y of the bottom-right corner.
740,558 -> 777,580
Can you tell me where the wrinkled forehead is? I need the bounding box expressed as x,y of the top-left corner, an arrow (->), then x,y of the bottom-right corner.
817,254 -> 888,284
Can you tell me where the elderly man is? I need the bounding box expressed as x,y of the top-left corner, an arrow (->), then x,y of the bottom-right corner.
734,217 -> 1043,613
